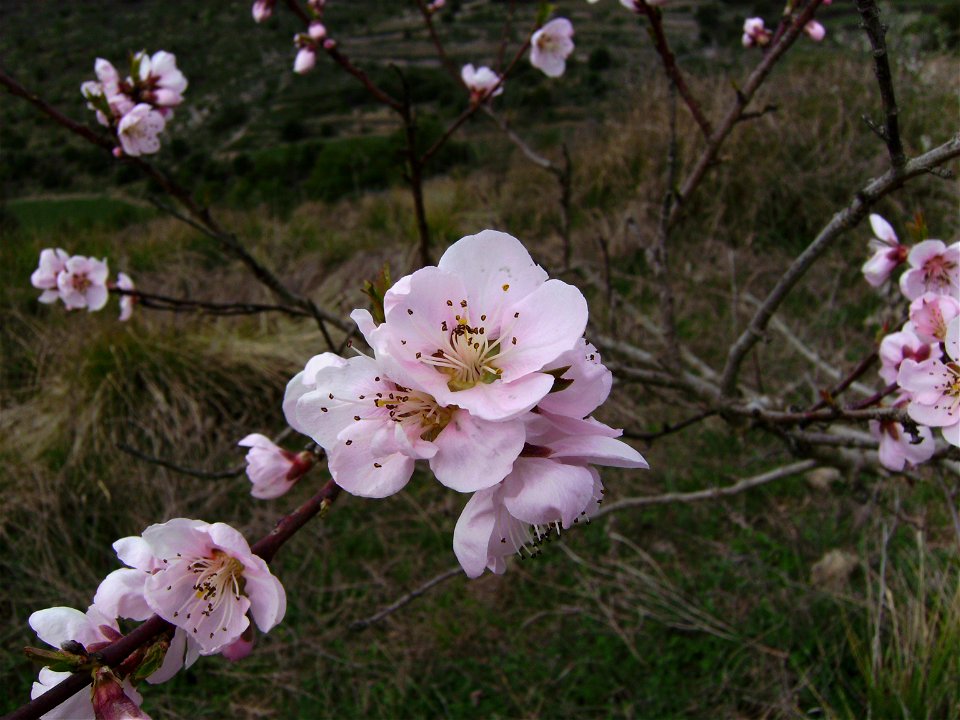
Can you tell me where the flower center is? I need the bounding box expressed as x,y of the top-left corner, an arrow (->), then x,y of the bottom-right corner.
374,387 -> 453,441
923,255 -> 956,290
418,304 -> 522,391
71,274 -> 91,293
189,550 -> 244,610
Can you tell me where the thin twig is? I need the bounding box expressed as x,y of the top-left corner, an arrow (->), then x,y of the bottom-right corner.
113,287 -> 311,319
349,565 -> 461,631
593,460 -> 818,518
623,410 -> 717,442
116,442 -> 245,479
856,0 -> 906,169
638,2 -> 712,139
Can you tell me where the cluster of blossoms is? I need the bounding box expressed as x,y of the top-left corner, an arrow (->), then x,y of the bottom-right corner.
860,213 -> 960,469
28,519 -> 284,718
30,248 -> 135,321
741,12 -> 827,49
269,230 -> 647,577
459,15 -> 574,103
81,51 -> 187,156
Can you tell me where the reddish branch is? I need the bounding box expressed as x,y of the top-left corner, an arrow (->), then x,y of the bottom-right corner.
808,351 -> 879,412
6,480 -> 341,720
637,3 -> 712,139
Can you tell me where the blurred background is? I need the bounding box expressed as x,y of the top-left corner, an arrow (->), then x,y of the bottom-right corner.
1,1 -> 958,717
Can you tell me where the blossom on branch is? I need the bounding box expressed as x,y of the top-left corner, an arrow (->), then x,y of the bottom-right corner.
117,103 -> 166,156
57,255 -> 110,311
803,20 -> 826,43
30,248 -> 70,304
116,272 -> 136,322
878,328 -> 937,387
530,18 -> 575,78
252,0 -> 276,22
861,213 -> 907,287
741,18 -> 772,48
461,64 -> 503,103
869,416 -> 935,472
28,605 -> 145,720
135,50 -> 188,111
898,316 -> 960,447
899,239 -> 960,301
908,292 -> 959,344
238,433 -> 314,499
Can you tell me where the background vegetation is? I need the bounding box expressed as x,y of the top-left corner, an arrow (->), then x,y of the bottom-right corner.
1,1 -> 958,718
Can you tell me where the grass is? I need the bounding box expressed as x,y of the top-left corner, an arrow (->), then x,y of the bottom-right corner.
1,2 -> 959,718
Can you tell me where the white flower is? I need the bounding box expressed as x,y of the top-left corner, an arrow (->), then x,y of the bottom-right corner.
117,103 -> 166,156
530,18 -> 574,78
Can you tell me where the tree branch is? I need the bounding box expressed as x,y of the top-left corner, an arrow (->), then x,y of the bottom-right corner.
855,0 -> 906,169
719,134 -> 960,396
349,565 -> 461,631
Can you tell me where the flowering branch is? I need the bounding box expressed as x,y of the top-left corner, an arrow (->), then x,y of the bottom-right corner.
9,479 -> 341,720
0,67 -> 343,351
855,0 -> 906,170
116,442 -> 246,480
670,0 -> 826,228
719,133 -> 960,396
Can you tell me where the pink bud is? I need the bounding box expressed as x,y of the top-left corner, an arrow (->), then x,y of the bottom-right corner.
252,0 -> 275,23
322,38 -> 337,51
91,668 -> 151,720
112,147 -> 124,158
804,20 -> 826,43
308,22 -> 327,40
294,47 -> 317,74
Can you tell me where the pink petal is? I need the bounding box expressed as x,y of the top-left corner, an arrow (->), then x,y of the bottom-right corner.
430,412 -> 524,492
94,568 -> 152,621
547,435 -> 648,469
502,457 -> 594,528
869,214 -> 898,245
452,487 -> 500,578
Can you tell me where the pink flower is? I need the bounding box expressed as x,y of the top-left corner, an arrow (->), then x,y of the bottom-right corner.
237,433 -> 313,499
803,20 -> 826,42
94,536 -> 201,683
252,0 -> 276,22
117,103 -> 166,156
290,352 -> 526,496
898,317 -> 960,447
869,417 -> 935,471
28,605 -> 145,719
30,248 -> 69,304
878,328 -> 937,386
136,50 -> 188,108
56,255 -> 109,311
131,519 -> 286,654
454,415 -> 646,577
530,18 -> 574,78
908,292 -> 960,344
741,17 -> 772,48
899,240 -> 960,300
294,46 -> 317,74
461,64 -> 503,103
364,230 -> 588,422
862,213 -> 908,287
116,272 -> 136,322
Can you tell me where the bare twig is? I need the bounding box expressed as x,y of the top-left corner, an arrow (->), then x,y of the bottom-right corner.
113,287 -> 312,319
719,134 -> 960,396
856,0 -> 906,169
116,442 -> 245,479
349,565 -> 461,631
593,460 -> 818,518
637,2 -> 712,139
623,410 -> 717,443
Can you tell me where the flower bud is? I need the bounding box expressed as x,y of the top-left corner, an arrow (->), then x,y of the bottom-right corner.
91,668 -> 152,720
